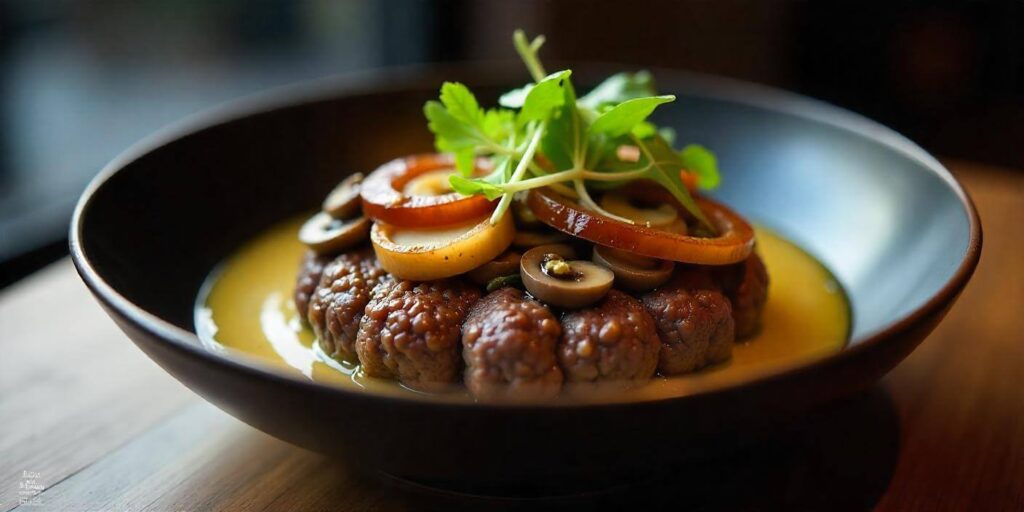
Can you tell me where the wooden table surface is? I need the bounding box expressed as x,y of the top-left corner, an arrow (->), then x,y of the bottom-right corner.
1,161 -> 1021,511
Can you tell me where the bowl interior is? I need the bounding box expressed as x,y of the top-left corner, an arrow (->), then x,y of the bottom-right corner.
76,67 -> 973,356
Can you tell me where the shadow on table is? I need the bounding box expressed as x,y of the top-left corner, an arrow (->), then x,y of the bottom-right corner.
365,385 -> 900,511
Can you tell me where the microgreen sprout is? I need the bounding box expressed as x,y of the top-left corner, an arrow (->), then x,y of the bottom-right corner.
424,29 -> 721,232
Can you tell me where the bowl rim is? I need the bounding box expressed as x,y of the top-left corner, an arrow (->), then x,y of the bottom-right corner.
69,62 -> 982,410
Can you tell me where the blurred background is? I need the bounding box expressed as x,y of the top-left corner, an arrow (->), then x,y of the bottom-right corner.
1,0 -> 1021,288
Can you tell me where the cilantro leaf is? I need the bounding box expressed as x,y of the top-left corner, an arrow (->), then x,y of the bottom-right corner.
588,95 -> 675,137
424,100 -> 479,152
439,82 -> 485,126
679,144 -> 720,190
449,175 -> 505,200
482,109 -> 515,141
579,71 -> 658,109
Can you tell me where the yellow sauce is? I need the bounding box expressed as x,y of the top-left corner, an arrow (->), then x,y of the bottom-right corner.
196,217 -> 849,403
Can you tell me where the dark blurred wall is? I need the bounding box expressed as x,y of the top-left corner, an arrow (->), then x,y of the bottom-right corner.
1,0 -> 1021,287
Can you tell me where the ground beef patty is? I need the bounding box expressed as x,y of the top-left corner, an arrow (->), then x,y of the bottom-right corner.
307,247 -> 389,361
294,250 -> 331,319
642,269 -> 735,375
715,253 -> 769,339
462,287 -> 563,401
559,290 -> 660,383
356,279 -> 480,391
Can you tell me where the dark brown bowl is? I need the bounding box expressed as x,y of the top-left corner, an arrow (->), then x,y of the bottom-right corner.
69,64 -> 980,495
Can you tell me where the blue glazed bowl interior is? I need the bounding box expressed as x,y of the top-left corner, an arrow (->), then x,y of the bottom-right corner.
662,81 -> 972,343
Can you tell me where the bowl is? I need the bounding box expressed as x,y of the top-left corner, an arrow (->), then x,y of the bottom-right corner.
70,64 -> 980,495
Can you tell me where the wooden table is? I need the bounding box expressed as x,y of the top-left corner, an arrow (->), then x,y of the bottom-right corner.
2,161 -> 1021,511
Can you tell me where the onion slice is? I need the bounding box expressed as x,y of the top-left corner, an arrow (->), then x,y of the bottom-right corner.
526,188 -> 754,265
360,153 -> 495,228
370,213 -> 515,281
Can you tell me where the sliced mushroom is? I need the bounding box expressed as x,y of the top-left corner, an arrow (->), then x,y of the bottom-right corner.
299,212 -> 371,255
599,191 -> 679,229
520,244 -> 613,309
322,173 -> 364,220
592,245 -> 674,292
467,250 -> 522,285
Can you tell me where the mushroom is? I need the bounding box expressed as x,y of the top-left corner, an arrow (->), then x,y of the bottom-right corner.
299,212 -> 371,255
520,244 -> 614,309
322,173 -> 364,220
599,191 -> 681,231
592,245 -> 674,292
467,250 -> 522,285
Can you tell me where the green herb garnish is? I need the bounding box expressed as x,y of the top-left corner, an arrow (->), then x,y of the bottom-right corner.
485,274 -> 523,292
424,30 -> 721,231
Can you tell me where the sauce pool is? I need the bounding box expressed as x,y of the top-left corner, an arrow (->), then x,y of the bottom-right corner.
196,217 -> 850,403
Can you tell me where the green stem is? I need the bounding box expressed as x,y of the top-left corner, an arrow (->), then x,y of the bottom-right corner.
573,179 -> 634,224
581,168 -> 649,181
513,30 -> 547,82
502,168 -> 581,193
491,122 -> 546,224
632,135 -> 715,232
496,166 -> 650,194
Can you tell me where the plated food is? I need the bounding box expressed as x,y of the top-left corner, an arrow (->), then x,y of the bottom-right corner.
75,27 -> 977,489
197,31 -> 850,403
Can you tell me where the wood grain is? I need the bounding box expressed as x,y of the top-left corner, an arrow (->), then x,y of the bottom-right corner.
0,262 -> 195,511
1,160 -> 1021,511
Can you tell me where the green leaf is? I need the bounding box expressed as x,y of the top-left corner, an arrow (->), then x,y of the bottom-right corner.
453,148 -> 476,177
439,82 -> 485,127
540,79 -> 582,170
630,121 -> 657,139
486,274 -> 522,292
518,70 -> 571,124
636,136 -> 714,231
588,95 -> 675,138
483,108 -> 514,136
498,84 -> 531,108
424,101 -> 478,151
679,144 -> 720,190
449,175 -> 506,200
579,71 -> 657,109
658,127 -> 677,146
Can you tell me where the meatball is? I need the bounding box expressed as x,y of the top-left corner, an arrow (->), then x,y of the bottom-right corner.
714,253 -> 769,339
641,269 -> 735,375
294,250 -> 330,319
558,290 -> 660,383
356,279 -> 481,391
462,288 -> 563,401
307,248 -> 389,361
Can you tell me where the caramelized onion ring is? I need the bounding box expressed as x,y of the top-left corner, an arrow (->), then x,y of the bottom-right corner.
526,188 -> 754,265
360,153 -> 495,228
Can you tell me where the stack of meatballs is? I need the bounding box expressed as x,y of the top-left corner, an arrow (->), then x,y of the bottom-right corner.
296,242 -> 767,402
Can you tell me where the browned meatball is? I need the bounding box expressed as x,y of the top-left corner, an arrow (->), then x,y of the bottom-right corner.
642,269 -> 735,375
558,290 -> 660,383
294,250 -> 330,319
714,253 -> 769,339
356,279 -> 481,391
307,248 -> 389,361
462,288 -> 563,401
